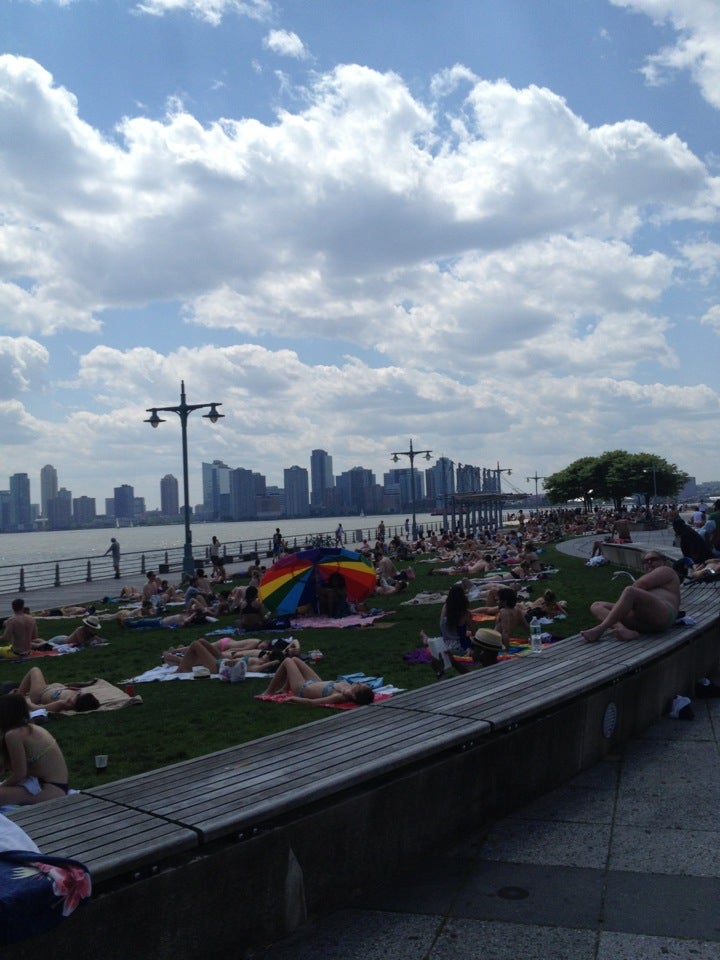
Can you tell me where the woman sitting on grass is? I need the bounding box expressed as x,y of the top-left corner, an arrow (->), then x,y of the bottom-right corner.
262,658 -> 375,706
494,587 -> 529,652
236,585 -> 271,630
421,583 -> 475,678
0,694 -> 71,804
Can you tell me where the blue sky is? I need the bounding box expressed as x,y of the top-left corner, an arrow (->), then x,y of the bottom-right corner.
1,0 -> 719,509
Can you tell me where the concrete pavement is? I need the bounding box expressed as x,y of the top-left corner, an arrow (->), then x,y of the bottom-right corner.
256,529 -> 720,960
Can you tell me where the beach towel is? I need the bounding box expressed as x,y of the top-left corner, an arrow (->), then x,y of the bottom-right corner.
289,613 -> 387,629
0,648 -> 63,662
125,664 -> 272,683
400,592 -> 447,606
59,679 -> 143,713
404,637 -> 546,665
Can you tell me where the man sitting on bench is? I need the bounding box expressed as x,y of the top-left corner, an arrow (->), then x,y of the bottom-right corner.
581,552 -> 680,643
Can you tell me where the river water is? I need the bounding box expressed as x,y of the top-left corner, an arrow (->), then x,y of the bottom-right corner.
0,514 -> 440,567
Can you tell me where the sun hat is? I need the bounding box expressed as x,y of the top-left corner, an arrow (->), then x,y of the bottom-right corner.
82,615 -> 102,631
471,628 -> 502,651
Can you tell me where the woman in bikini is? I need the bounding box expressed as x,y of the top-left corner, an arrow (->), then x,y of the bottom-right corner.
0,693 -> 70,804
14,666 -> 100,713
262,658 -> 375,706
162,638 -> 278,675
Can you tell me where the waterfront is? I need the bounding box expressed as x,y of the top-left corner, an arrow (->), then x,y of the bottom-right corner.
0,513 -> 437,568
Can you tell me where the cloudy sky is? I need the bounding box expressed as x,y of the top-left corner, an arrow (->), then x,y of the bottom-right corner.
2,0 -> 719,510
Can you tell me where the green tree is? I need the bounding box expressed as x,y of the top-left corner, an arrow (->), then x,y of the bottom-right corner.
544,456 -> 602,511
544,452 -> 688,511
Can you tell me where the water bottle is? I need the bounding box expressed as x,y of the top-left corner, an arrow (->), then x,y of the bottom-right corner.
530,616 -> 542,653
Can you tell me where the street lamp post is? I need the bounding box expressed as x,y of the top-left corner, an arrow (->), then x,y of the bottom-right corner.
526,471 -> 548,514
145,381 -> 224,578
643,466 -> 658,507
495,462 -> 512,530
391,439 -> 432,540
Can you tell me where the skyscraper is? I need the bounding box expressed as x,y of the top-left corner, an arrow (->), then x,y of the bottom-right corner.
229,467 -> 258,520
40,464 -> 58,519
73,496 -> 96,526
9,473 -> 32,531
47,487 -> 72,529
114,484 -> 135,520
202,460 -> 231,520
310,449 -> 334,508
284,465 -> 309,518
160,474 -> 179,517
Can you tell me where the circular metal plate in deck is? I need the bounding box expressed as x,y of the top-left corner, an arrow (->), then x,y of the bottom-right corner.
602,701 -> 618,739
497,886 -> 529,900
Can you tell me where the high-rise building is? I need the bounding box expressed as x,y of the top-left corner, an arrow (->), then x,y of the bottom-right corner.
336,467 -> 377,514
202,461 -> 231,520
426,457 -> 455,506
160,474 -> 179,517
40,464 -> 58,519
229,468 -> 258,520
0,490 -> 10,531
114,484 -> 135,520
284,466 -> 309,518
9,473 -> 32,531
47,487 -> 72,529
310,449 -> 334,508
73,496 -> 96,526
384,467 -> 425,510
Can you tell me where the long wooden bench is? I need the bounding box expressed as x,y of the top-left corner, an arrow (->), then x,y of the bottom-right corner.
8,581 -> 720,957
600,539 -> 681,571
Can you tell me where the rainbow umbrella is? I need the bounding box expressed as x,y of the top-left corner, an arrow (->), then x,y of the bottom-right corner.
258,547 -> 376,615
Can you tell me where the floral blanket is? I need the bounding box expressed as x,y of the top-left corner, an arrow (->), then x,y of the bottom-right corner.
0,849 -> 92,945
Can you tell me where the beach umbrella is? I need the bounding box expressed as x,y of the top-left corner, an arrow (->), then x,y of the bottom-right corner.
258,547 -> 376,615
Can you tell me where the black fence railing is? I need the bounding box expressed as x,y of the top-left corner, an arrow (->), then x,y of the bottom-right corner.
0,521 -> 442,596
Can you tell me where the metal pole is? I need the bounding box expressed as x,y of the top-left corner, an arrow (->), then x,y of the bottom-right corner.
180,401 -> 194,577
144,381 -> 224,582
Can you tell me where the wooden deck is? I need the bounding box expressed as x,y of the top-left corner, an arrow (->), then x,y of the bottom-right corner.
8,579 -> 720,956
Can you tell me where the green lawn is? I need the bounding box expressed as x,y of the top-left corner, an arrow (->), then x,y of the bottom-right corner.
3,544 -> 622,788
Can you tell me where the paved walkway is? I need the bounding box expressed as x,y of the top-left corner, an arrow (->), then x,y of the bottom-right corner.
258,529 -> 720,960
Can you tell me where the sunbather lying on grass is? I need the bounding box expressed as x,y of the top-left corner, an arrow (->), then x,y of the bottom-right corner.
262,658 -> 375,706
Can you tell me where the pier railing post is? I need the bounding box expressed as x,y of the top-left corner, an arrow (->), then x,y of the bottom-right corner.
86,561 -> 92,583
19,567 -> 25,593
54,563 -> 61,587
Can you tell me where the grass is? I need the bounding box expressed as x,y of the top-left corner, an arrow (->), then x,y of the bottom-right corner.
3,543 -> 623,789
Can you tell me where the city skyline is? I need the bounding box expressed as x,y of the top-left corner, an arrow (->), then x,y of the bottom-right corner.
1,449 -> 470,529
2,2 -> 719,502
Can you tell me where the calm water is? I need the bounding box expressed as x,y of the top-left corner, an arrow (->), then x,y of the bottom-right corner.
0,514 -> 440,567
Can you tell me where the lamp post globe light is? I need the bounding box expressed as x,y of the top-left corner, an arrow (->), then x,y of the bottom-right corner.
391,439 -> 432,540
526,471 -> 548,513
145,381 -> 224,578
643,466 -> 658,506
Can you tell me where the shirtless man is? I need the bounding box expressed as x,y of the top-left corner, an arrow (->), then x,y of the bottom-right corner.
581,553 -> 680,643
0,599 -> 43,657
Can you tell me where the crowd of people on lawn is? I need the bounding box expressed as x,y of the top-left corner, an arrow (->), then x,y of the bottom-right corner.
2,500 -> 717,806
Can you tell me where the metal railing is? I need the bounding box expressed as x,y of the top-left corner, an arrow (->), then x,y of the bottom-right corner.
0,521 -> 442,595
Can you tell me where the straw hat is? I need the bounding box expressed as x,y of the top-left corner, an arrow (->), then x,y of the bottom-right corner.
82,615 -> 102,631
471,628 -> 502,651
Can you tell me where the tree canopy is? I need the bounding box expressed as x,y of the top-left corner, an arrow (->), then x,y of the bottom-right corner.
543,451 -> 688,511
